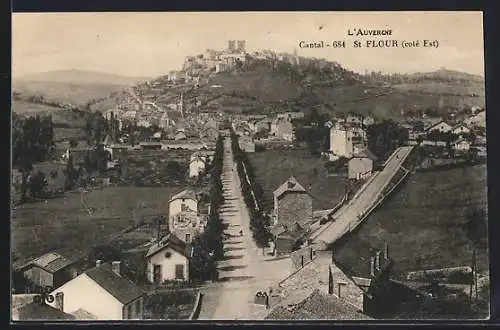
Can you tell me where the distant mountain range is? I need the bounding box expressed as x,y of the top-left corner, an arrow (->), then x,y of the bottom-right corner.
14,69 -> 152,86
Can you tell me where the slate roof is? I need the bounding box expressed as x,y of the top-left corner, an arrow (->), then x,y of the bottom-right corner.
266,289 -> 371,320
20,252 -> 75,274
169,189 -> 197,202
13,302 -> 75,321
273,176 -> 309,199
85,263 -> 144,305
145,233 -> 192,259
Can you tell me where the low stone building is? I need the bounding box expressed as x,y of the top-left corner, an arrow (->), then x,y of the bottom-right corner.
348,149 -> 378,180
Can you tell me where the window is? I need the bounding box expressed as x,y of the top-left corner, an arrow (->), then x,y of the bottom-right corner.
185,233 -> 191,243
175,264 -> 184,279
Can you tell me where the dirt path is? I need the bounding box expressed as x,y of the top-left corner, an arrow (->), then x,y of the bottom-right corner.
197,137 -> 290,320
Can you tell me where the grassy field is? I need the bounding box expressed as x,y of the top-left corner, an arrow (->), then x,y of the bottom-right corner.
11,186 -> 185,265
332,164 -> 488,276
247,149 -> 349,211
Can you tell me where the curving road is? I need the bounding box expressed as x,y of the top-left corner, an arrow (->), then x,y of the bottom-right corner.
311,146 -> 414,245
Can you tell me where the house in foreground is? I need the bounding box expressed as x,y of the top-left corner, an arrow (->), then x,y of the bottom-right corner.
145,234 -> 193,284
263,247 -> 373,320
12,294 -> 75,321
48,261 -> 145,320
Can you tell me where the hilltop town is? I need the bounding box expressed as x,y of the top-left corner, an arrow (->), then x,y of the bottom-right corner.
11,40 -> 488,321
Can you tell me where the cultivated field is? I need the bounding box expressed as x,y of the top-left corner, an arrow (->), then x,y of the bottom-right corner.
332,164 -> 488,275
11,186 -> 185,265
247,149 -> 350,211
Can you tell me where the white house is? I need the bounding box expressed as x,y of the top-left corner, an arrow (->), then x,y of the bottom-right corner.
48,261 -> 145,320
145,234 -> 193,284
168,189 -> 198,219
452,124 -> 471,136
189,153 -> 207,178
453,138 -> 471,151
348,150 -> 378,180
425,120 -> 452,133
329,123 -> 354,159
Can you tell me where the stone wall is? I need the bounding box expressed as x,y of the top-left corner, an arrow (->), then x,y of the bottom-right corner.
277,192 -> 312,228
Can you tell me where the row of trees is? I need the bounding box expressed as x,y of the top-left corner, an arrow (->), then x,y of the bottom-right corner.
189,135 -> 226,282
12,113 -> 55,202
230,130 -> 272,248
366,120 -> 409,159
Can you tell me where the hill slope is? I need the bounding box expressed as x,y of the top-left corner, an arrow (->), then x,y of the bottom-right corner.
15,69 -> 151,86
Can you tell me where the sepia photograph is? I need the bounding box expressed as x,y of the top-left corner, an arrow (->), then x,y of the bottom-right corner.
11,11 -> 488,321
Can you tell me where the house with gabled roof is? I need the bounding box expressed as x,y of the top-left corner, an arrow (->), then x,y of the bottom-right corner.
270,177 -> 313,255
18,252 -> 80,291
145,234 -> 193,284
424,119 -> 452,133
264,249 -> 372,320
168,189 -> 198,219
48,261 -> 145,320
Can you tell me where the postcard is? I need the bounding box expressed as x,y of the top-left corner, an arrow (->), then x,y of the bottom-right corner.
11,11 -> 488,321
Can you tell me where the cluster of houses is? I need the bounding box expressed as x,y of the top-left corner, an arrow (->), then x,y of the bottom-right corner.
12,189 -> 208,320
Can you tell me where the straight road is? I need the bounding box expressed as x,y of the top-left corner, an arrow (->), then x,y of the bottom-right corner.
311,146 -> 414,245
198,137 -> 290,320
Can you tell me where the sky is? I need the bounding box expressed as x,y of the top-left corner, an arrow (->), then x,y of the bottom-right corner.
12,12 -> 485,79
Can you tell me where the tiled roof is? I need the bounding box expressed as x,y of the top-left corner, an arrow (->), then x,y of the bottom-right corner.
85,263 -> 144,305
297,289 -> 371,320
13,302 -> 75,321
145,233 -> 192,259
273,176 -> 308,199
21,252 -> 75,274
169,189 -> 197,202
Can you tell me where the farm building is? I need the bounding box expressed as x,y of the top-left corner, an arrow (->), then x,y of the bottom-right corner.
48,261 -> 145,320
348,150 -> 378,180
270,177 -> 313,255
189,153 -> 207,178
18,252 -> 80,291
272,176 -> 313,228
169,209 -> 207,244
168,189 -> 198,219
145,234 -> 193,284
270,222 -> 308,256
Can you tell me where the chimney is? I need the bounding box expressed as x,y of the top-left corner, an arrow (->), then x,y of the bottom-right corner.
112,261 -> 121,277
375,251 -> 381,271
55,292 -> 64,311
384,243 -> 389,260
370,257 -> 375,277
96,259 -> 102,267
